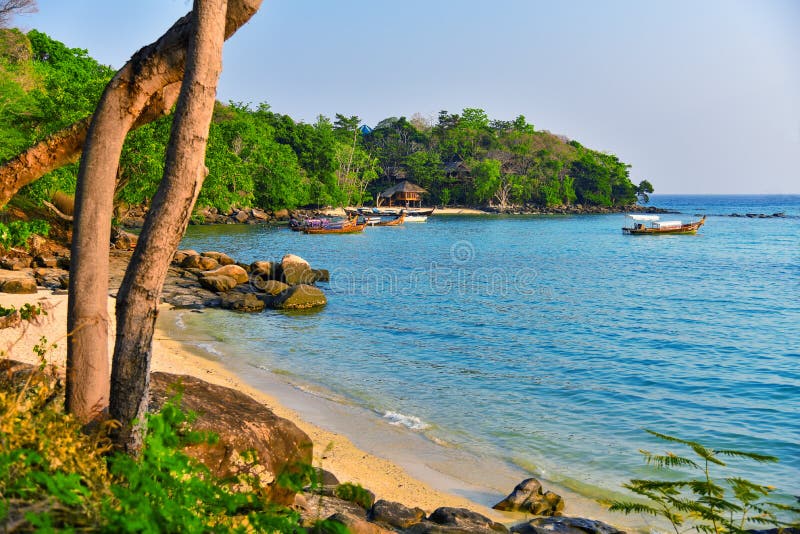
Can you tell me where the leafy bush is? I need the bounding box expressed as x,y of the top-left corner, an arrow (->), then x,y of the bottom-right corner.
0,344 -> 333,532
334,482 -> 375,510
0,219 -> 49,250
609,430 -> 800,534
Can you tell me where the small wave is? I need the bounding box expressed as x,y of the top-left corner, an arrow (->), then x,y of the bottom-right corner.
194,342 -> 225,358
174,313 -> 186,330
383,411 -> 430,431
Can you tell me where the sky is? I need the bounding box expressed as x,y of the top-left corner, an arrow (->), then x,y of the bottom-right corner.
12,0 -> 800,194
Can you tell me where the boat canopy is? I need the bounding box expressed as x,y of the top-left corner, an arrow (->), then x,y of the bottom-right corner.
654,221 -> 682,228
626,214 -> 660,221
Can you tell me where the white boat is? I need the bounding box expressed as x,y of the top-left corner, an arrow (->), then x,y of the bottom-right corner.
404,215 -> 428,223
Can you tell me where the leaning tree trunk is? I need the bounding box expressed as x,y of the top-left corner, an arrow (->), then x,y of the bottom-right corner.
64,0 -> 262,424
0,0 -> 262,210
110,0 -> 227,452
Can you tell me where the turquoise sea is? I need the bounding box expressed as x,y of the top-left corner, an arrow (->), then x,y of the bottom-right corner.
174,195 -> 800,507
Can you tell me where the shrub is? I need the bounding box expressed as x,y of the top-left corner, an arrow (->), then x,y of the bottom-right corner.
334,482 -> 375,510
609,430 -> 800,534
0,219 -> 50,251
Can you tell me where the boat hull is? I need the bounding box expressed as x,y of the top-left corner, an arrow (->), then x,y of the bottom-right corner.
622,216 -> 706,235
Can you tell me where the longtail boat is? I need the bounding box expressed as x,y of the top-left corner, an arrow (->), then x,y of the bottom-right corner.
303,215 -> 367,234
371,211 -> 405,226
622,214 -> 706,235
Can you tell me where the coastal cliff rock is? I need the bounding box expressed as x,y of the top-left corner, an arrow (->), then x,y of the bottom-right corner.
406,507 -> 509,534
272,284 -> 327,310
494,478 -> 565,516
510,517 -> 624,534
326,512 -> 393,534
149,372 -> 313,506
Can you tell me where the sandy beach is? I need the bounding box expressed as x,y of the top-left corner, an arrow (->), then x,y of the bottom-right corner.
0,290 -> 504,518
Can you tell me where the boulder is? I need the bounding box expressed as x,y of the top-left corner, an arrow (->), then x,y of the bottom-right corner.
273,208 -> 290,220
182,254 -> 219,271
56,256 -> 70,270
251,208 -> 268,220
220,292 -> 265,313
407,507 -> 508,534
325,512 -> 392,534
311,268 -> 331,282
279,254 -> 312,285
33,268 -> 69,290
33,255 -> 58,268
233,209 -> 250,223
510,517 -> 624,534
298,492 -> 368,525
271,285 -> 327,310
0,257 -> 30,271
149,372 -> 312,506
173,249 -> 199,265
199,274 -> 238,293
255,279 -> 290,296
494,478 -> 564,516
112,228 -> 138,250
368,499 -> 426,530
251,260 -> 275,278
202,264 -> 249,285
201,251 -> 235,266
0,277 -> 37,294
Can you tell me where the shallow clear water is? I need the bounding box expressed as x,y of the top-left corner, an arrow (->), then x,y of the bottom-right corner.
177,195 -> 800,501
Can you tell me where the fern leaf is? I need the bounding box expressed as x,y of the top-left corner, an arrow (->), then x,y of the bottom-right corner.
608,501 -> 662,516
714,449 -> 779,463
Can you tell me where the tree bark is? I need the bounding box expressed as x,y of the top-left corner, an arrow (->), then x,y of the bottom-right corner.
110,0 -> 227,451
0,0 -> 262,209
64,0 -> 261,424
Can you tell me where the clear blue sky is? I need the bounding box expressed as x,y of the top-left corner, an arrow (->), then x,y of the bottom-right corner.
13,0 -> 800,194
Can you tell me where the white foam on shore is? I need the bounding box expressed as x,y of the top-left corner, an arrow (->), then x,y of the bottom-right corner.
194,342 -> 225,359
174,313 -> 186,330
383,411 -> 430,431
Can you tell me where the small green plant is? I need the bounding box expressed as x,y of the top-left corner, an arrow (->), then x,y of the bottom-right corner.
333,482 -> 375,510
0,219 -> 50,251
0,303 -> 48,326
609,430 -> 800,534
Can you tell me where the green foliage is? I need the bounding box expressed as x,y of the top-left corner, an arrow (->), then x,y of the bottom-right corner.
637,179 -> 654,204
0,302 -> 47,322
0,218 -> 49,250
608,430 -> 800,534
333,482 -> 375,510
2,31 -> 646,212
1,344 -> 325,532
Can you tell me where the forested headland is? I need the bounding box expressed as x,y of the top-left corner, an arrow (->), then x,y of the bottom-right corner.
1,29 -> 653,215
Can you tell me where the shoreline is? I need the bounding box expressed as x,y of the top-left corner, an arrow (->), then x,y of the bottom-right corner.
0,290 -> 648,530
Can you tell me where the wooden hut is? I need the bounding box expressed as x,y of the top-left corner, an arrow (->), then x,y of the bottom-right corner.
378,181 -> 427,207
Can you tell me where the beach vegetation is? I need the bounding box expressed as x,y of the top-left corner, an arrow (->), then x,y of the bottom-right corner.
0,218 -> 49,250
334,482 -> 375,510
0,346 -> 324,532
608,430 -> 800,534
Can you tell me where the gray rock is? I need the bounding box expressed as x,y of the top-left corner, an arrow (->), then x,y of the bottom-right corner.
33,255 -> 58,268
368,499 -> 426,530
279,253 -> 313,285
220,292 -> 265,312
201,251 -> 235,266
233,209 -> 250,223
0,277 -> 37,294
494,478 -> 564,516
311,268 -> 331,282
182,254 -> 219,271
0,258 -> 30,271
199,274 -> 238,293
324,512 -> 392,534
510,517 -> 624,534
406,507 -> 508,534
271,284 -> 327,310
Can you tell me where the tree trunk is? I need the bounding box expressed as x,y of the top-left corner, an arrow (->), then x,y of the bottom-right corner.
64,0 -> 262,424
0,0 -> 262,209
110,0 -> 227,452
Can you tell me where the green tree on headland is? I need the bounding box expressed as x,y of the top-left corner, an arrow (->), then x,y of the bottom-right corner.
1,31 -> 648,213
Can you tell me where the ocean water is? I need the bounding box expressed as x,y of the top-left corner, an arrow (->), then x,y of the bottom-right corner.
175,195 -> 800,505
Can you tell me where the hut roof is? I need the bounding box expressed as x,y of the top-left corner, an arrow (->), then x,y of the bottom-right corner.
379,180 -> 428,197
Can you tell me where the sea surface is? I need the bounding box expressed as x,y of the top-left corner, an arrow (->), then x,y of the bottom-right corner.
174,195 -> 800,507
